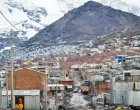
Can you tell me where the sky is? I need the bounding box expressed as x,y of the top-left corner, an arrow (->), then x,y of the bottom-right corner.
30,0 -> 140,7
29,0 -> 140,23
1,0 -> 140,28
122,0 -> 140,6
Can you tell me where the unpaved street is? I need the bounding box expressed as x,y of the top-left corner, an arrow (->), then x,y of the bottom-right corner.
64,92 -> 94,110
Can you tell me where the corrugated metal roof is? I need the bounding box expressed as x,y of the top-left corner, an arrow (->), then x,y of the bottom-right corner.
47,84 -> 65,87
2,90 -> 40,96
126,56 -> 140,59
131,70 -> 140,75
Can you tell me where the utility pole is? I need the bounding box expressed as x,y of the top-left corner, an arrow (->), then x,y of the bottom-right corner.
111,74 -> 115,104
9,20 -> 28,110
6,71 -> 9,108
56,78 -> 58,110
0,81 -> 2,108
0,11 -> 28,109
45,74 -> 48,110
5,57 -> 9,108
10,29 -> 14,110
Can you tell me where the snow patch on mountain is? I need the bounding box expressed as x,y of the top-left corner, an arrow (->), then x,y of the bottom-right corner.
0,0 -> 48,48
1,0 -> 140,41
0,0 -> 46,35
30,0 -> 140,25
1,0 -> 140,50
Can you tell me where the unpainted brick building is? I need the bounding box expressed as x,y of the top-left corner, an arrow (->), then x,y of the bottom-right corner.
7,68 -> 46,91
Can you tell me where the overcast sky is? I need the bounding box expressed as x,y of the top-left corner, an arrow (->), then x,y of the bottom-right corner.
31,0 -> 140,7
122,0 -> 140,6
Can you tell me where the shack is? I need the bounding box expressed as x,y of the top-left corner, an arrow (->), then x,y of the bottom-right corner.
2,90 -> 40,110
115,55 -> 128,62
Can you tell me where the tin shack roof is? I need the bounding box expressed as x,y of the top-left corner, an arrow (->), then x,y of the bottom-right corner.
2,90 -> 40,96
47,84 -> 65,87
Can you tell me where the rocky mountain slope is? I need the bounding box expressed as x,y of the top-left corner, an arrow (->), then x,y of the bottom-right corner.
22,1 -> 140,49
82,22 -> 140,48
1,0 -> 140,64
1,0 -> 140,49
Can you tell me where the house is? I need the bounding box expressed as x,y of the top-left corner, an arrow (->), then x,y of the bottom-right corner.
0,68 -> 7,88
98,45 -> 105,50
79,63 -> 102,69
47,84 -> 65,100
112,82 -> 140,106
58,80 -> 73,91
92,75 -> 104,82
0,68 -> 6,78
56,57 -> 63,61
95,82 -> 110,92
30,66 -> 50,74
126,56 -> 140,68
6,68 -> 46,109
47,67 -> 61,81
114,55 -> 128,62
107,61 -> 122,69
71,65 -> 80,71
7,68 -> 45,91
123,70 -> 140,82
2,90 -> 40,110
30,66 -> 45,73
131,40 -> 140,46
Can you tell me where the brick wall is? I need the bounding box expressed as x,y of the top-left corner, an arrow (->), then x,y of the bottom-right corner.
8,68 -> 45,90
58,81 -> 73,85
15,76 -> 37,90
95,82 -> 110,90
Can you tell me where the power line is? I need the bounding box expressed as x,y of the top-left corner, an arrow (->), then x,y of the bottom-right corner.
0,11 -> 22,31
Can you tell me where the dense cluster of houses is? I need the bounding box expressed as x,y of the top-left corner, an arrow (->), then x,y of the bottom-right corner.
0,39 -> 140,109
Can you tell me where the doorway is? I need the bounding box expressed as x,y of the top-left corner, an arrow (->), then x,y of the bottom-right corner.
15,96 -> 24,110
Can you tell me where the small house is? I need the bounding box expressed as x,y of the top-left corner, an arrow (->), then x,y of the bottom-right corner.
115,55 -> 128,62
123,70 -> 140,82
2,90 -> 40,110
47,84 -> 65,99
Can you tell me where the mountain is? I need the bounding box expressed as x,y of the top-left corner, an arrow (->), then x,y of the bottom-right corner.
0,0 -> 48,48
83,22 -> 140,48
1,0 -> 140,49
22,1 -> 140,49
32,0 -> 140,17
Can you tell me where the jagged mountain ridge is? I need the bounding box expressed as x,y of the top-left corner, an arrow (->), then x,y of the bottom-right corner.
22,1 -> 140,48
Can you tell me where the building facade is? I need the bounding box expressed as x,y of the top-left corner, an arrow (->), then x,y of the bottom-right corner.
7,68 -> 45,90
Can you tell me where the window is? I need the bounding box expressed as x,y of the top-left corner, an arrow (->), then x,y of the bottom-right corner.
125,73 -> 131,77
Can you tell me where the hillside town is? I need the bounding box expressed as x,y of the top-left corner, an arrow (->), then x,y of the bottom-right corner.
0,39 -> 140,110
1,0 -> 140,110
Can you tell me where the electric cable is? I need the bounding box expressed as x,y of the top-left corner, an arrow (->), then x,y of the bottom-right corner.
0,11 -> 22,31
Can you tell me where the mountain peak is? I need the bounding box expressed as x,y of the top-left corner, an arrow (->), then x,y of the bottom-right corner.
22,0 -> 140,49
84,1 -> 103,7
77,1 -> 103,13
